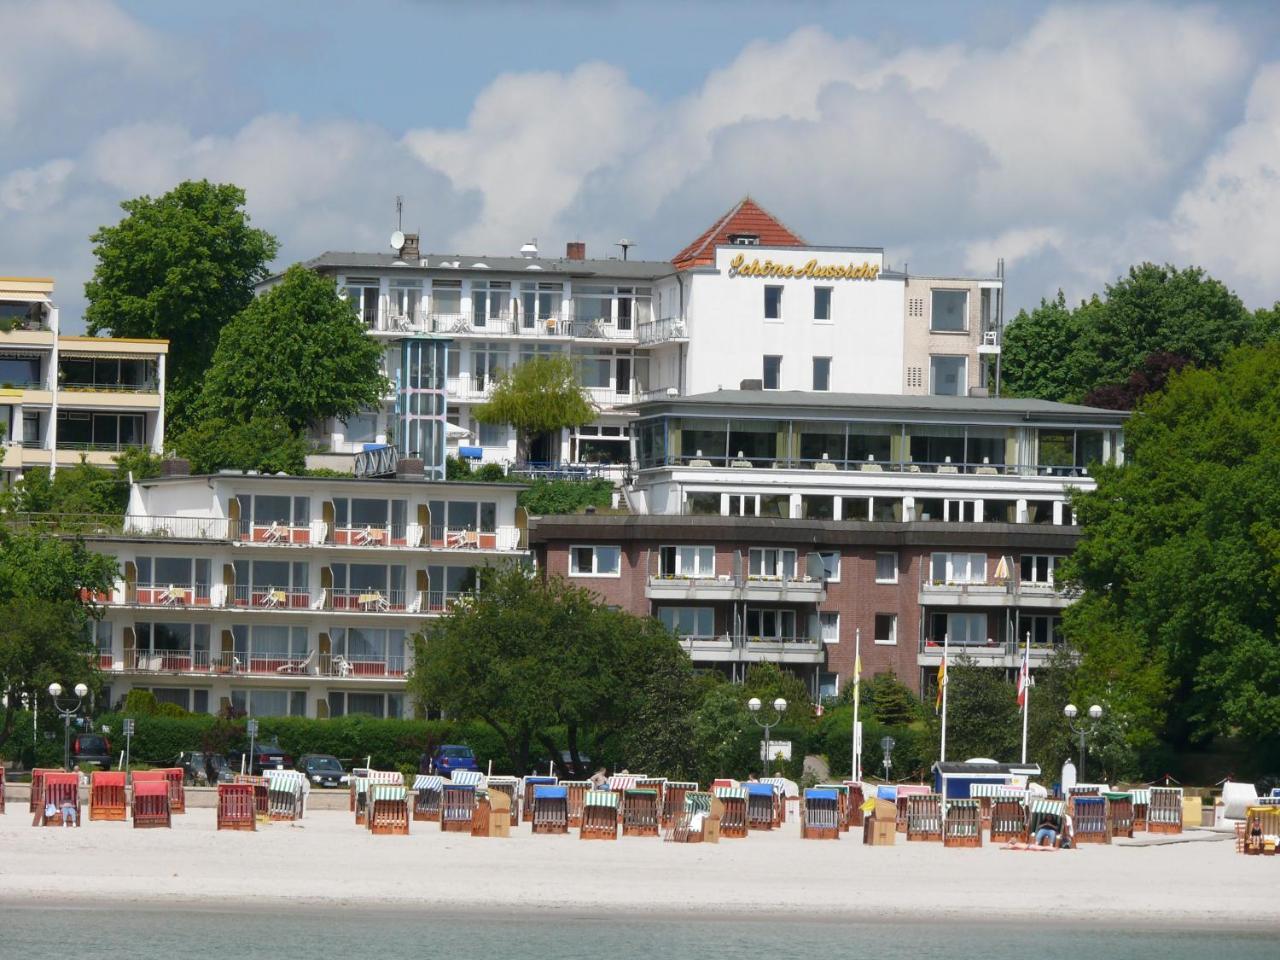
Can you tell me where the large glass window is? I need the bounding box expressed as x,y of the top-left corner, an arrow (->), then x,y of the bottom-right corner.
390,281 -> 422,322
658,546 -> 715,578
657,606 -> 715,638
728,419 -> 781,463
0,354 -> 41,387
748,548 -> 796,579
519,281 -> 563,329
679,417 -> 728,463
431,279 -> 462,317
746,608 -> 798,640
797,421 -> 844,464
930,552 -> 988,584
931,289 -> 968,331
569,545 -> 621,576
930,355 -> 966,396
471,281 -> 510,328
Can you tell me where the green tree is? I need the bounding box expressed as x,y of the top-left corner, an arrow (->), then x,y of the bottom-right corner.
1064,342 -> 1280,753
690,683 -> 756,785
0,529 -> 117,604
930,656 -> 1021,762
999,291 -> 1081,401
84,180 -> 279,429
858,670 -> 923,726
742,662 -> 811,724
173,414 -> 310,475
473,354 -> 595,463
201,264 -> 388,433
0,460 -> 127,517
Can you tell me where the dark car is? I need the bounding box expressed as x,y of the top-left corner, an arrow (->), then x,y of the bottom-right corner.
227,739 -> 293,776
176,750 -> 233,785
421,744 -> 478,777
71,733 -> 112,769
298,754 -> 348,788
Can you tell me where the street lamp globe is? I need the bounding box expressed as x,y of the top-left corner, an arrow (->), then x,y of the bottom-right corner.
772,697 -> 787,713
74,683 -> 89,698
48,682 -> 63,698
1088,704 -> 1103,720
747,697 -> 762,713
1063,703 -> 1078,719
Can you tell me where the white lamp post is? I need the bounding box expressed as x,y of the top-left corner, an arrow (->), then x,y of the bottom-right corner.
747,696 -> 788,776
48,682 -> 90,771
1063,703 -> 1103,781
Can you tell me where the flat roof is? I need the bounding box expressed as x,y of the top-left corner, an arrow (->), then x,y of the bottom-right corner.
298,251 -> 675,282
137,472 -> 529,492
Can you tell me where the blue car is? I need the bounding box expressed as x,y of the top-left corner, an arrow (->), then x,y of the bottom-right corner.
422,744 -> 478,777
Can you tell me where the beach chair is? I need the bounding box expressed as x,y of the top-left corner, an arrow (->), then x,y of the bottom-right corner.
161,767 -> 186,814
580,789 -> 620,840
412,774 -> 444,822
622,788 -> 660,837
348,768 -> 368,813
266,769 -> 307,821
814,783 -> 850,831
441,783 -> 476,832
562,780 -> 591,828
990,796 -> 1028,843
520,776 -> 555,824
637,778 -> 666,816
666,791 -> 712,843
34,772 -> 80,827
1070,794 -> 1110,843
1148,786 -> 1183,834
1027,799 -> 1069,847
230,773 -> 271,821
90,771 -> 127,821
369,783 -> 410,835
28,768 -> 57,814
351,775 -> 370,824
1130,788 -> 1150,830
132,780 -> 171,828
1106,792 -> 1134,839
608,773 -> 641,793
905,793 -> 943,842
943,799 -> 982,847
661,782 -> 698,830
802,788 -> 840,839
714,786 -> 748,838
487,776 -> 521,826
1239,806 -> 1280,855
0,767 -> 5,813
532,784 -> 569,834
842,781 -> 865,828
471,794 -> 492,837
746,783 -> 775,831
217,783 -> 257,831
895,784 -> 931,834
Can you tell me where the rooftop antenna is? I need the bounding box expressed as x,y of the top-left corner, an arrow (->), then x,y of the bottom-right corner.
616,238 -> 634,261
395,195 -> 404,232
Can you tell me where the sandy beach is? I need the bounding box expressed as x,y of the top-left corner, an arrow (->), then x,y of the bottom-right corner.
0,807 -> 1274,928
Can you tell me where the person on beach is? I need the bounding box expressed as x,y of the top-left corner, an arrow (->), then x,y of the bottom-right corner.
748,772 -> 760,782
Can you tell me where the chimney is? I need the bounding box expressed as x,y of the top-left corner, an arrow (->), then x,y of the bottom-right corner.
401,233 -> 420,259
566,241 -> 586,261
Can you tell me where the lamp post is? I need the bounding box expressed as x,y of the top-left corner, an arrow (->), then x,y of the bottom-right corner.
747,696 -> 787,776
1063,703 -> 1103,782
48,682 -> 89,771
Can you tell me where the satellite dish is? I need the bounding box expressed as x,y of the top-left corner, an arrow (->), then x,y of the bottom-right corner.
390,230 -> 405,251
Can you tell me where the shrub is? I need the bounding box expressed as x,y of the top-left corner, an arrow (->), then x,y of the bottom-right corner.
518,478 -> 613,515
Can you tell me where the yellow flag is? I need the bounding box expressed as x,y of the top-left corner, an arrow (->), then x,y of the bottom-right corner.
854,653 -> 862,686
935,660 -> 946,713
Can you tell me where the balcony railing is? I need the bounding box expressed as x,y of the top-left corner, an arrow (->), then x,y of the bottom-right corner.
228,584 -> 319,610
636,317 -> 688,344
129,582 -> 214,607
330,588 -> 421,614
116,649 -> 410,678
57,441 -> 151,453
425,525 -> 523,551
318,654 -> 410,678
423,311 -> 640,341
652,454 -> 1090,479
58,381 -> 159,394
920,569 -> 1066,597
918,636 -> 1063,658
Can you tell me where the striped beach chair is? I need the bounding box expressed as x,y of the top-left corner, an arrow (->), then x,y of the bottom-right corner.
661,781 -> 698,830
90,771 -> 127,821
943,799 -> 982,847
714,786 -> 748,839
1069,793 -> 1109,843
895,783 -> 931,833
906,793 -> 943,842
622,788 -> 660,837
746,783 -> 775,831
637,778 -> 666,817
814,783 -> 850,832
0,766 -> 5,813
802,788 -> 840,840
441,782 -> 476,832
1130,788 -> 1150,830
1148,786 -> 1183,834
1106,792 -> 1134,838
351,775 -> 370,824
668,790 -> 713,842
532,784 -> 569,834
609,774 -> 641,793
990,795 -> 1028,843
412,774 -> 444,822
487,776 -> 521,826
348,768 -> 368,813
34,772 -> 80,827
1029,798 -> 1067,844
132,779 -> 171,828
761,777 -> 790,824
969,782 -> 1017,830
521,776 -> 555,825
561,780 -> 591,827
266,769 -> 307,821
580,789 -> 619,840
217,782 -> 257,831
368,783 -> 410,835
1239,806 -> 1280,855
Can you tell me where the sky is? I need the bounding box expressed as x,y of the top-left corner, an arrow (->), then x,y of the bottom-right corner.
3,0 -> 1279,332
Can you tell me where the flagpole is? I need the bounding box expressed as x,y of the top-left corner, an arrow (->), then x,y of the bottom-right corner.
1020,630 -> 1031,764
940,632 -> 950,763
852,627 -> 861,782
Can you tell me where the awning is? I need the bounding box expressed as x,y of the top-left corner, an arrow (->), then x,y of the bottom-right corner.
59,350 -> 158,362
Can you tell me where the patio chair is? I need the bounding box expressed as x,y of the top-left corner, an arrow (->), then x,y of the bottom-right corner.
1239,806 -> 1280,855
802,788 -> 840,840
132,780 -> 172,828
275,650 -> 314,675
714,786 -> 748,838
217,783 -> 257,831
580,789 -> 619,840
842,781 -> 865,828
906,793 -> 943,842
622,788 -> 660,837
90,771 -> 127,821
532,785 -> 569,835
943,799 -> 982,847
132,769 -> 185,815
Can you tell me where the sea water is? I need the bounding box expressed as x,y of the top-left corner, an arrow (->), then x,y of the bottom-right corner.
2,906 -> 1274,960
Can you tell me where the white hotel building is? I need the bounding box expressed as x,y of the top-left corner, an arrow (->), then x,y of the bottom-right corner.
286,198 -> 1002,475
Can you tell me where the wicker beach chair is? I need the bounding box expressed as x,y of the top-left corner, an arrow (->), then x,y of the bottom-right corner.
487,776 -> 521,826
661,781 -> 698,830
266,769 -> 307,821
521,776 -> 555,825
580,789 -> 620,840
814,783 -> 850,832
622,788 -> 660,837
906,793 -> 943,842
943,799 -> 982,847
532,784 -> 569,834
412,774 -> 444,822
802,788 -> 840,839
1070,794 -> 1109,843
132,780 -> 171,828
34,772 -> 81,827
90,771 -> 127,821
217,783 -> 257,831
746,783 -> 775,831
714,786 -> 748,838
351,775 -> 370,824
441,783 -> 476,832
666,791 -> 712,843
842,781 -> 865,828
561,780 -> 591,827
0,766 -> 6,813
1105,792 -> 1134,838
895,784 -> 931,834
1028,798 -> 1068,846
1239,806 -> 1280,855
162,767 -> 187,814
1148,786 -> 1183,834
637,777 -> 666,816
28,768 -> 56,815
369,783 -> 410,835
229,773 -> 270,821
990,796 -> 1028,843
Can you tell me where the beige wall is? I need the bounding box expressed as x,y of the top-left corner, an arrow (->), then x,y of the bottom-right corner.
902,278 -> 990,396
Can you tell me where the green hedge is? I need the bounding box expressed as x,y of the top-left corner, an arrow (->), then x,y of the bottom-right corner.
813,706 -> 934,781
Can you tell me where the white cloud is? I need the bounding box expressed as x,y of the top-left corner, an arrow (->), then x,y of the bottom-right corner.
0,159 -> 75,214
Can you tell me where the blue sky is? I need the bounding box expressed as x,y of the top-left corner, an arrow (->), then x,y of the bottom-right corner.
3,0 -> 1279,331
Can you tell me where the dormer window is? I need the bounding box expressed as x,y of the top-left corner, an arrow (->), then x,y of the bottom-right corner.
729,234 -> 760,246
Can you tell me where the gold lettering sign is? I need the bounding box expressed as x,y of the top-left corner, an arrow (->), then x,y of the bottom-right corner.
728,253 -> 880,281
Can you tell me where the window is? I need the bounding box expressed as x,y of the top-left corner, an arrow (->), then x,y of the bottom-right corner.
477,420 -> 507,447
729,234 -> 759,246
519,281 -> 563,329
813,287 -> 832,322
22,411 -> 40,445
930,552 -> 987,584
726,494 -> 757,517
344,279 -> 380,327
817,551 -> 840,582
930,355 -> 966,396
746,608 -> 798,641
1020,555 -> 1061,585
946,499 -> 978,522
875,552 -> 898,583
341,412 -> 378,444
471,280 -> 510,328
874,613 -> 897,645
764,285 -> 783,320
931,289 -> 968,331
819,611 -> 840,644
685,492 -> 720,516
658,606 -> 715,638
937,612 -> 988,646
763,355 -> 781,390
390,280 -> 421,322
800,494 -> 834,520
812,357 -> 831,392
431,279 -> 462,318
231,689 -> 307,718
569,545 -> 621,577
1022,615 -> 1063,646
0,354 -> 41,386
748,548 -> 796,579
657,546 -> 715,579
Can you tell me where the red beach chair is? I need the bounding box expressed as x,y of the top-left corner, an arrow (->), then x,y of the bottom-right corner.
28,768 -> 57,814
217,783 -> 257,831
132,780 -> 172,828
90,771 -> 127,821
34,772 -> 81,827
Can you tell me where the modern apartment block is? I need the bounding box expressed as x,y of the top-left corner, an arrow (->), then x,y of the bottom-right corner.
285,198 -> 1002,475
81,467 -> 529,718
530,388 -> 1127,697
1,276 -> 167,484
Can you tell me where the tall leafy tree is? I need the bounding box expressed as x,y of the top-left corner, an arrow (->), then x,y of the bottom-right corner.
999,291 -> 1082,402
173,413 -> 310,476
84,180 -> 278,429
201,264 -> 388,433
473,354 -> 595,463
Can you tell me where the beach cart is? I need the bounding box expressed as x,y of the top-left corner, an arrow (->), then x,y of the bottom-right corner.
802,787 -> 840,839
412,774 -> 444,822
1106,792 -> 1134,839
34,772 -> 80,827
369,783 -> 410,835
746,783 -> 775,831
441,782 -> 476,832
1238,806 -> 1280,855
532,784 -> 569,834
661,781 -> 698,830
943,799 -> 982,847
562,780 -> 591,827
487,776 -> 521,826
1130,788 -> 1150,830
990,795 -> 1028,843
231,773 -> 270,821
521,775 -> 556,825
266,769 -> 307,821
1148,786 -> 1183,834
90,771 -> 127,821
132,779 -> 171,828
622,788 -> 660,837
896,784 -> 931,834
714,786 -> 748,838
581,789 -> 620,840
217,783 -> 257,831
906,793 -> 943,842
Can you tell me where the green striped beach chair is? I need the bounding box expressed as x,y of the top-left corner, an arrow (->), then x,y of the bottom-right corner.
580,789 -> 619,840
1106,792 -> 1134,838
266,769 -> 307,821
412,774 -> 444,822
714,786 -> 748,838
661,781 -> 698,830
1148,786 -> 1183,834
1130,788 -> 1151,830
906,793 -> 943,842
369,783 -> 409,835
943,799 -> 982,847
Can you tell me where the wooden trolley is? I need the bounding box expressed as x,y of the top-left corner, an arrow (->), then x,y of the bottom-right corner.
90,771 -> 127,821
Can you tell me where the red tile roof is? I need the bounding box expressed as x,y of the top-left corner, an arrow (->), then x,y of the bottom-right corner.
671,197 -> 806,269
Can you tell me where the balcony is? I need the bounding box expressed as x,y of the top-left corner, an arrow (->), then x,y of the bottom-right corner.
329,588 -> 426,614
677,633 -> 824,664
919,571 -> 1071,609
636,317 -> 688,345
917,637 -> 1063,668
112,649 -> 410,679
646,573 -> 826,604
651,454 -> 1091,480
58,380 -> 159,394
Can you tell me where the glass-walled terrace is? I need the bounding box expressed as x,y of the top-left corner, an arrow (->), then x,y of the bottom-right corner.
635,415 -> 1121,476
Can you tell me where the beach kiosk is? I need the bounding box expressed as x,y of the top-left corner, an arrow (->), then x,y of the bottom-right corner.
933,760 -> 1041,800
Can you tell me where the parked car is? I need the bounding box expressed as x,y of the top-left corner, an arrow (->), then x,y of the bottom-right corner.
420,744 -> 478,777
71,733 -> 112,769
297,754 -> 348,788
227,739 -> 293,776
176,750 -> 233,785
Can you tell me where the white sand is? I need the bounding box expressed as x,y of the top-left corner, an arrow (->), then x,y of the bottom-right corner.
0,808 -> 1274,927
